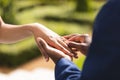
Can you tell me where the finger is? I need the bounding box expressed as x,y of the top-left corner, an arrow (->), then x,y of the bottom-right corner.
74,54 -> 78,58
63,34 -> 78,39
57,39 -> 75,57
68,42 -> 84,50
68,36 -> 82,43
71,48 -> 78,51
58,38 -> 79,58
68,34 -> 89,43
53,41 -> 74,57
36,38 -> 48,59
68,48 -> 79,58
47,37 -> 73,57
38,43 -> 49,62
37,38 -> 49,61
68,35 -> 85,43
60,37 -> 70,44
61,37 -> 67,42
68,42 -> 88,54
40,39 -> 72,62
73,51 -> 78,58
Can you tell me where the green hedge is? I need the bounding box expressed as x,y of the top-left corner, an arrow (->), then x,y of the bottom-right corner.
0,38 -> 41,67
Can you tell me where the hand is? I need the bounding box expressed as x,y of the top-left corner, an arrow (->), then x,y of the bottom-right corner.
37,38 -> 71,63
63,34 -> 91,56
30,23 -> 73,61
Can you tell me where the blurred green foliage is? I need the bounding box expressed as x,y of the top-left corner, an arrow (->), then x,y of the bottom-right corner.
0,0 -> 105,68
76,0 -> 91,12
0,38 -> 40,67
0,0 -> 18,24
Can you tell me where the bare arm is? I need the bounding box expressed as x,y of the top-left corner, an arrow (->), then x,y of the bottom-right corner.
0,17 -> 73,60
0,22 -> 33,44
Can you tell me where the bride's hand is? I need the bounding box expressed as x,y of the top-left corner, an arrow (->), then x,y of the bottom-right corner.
30,23 -> 73,61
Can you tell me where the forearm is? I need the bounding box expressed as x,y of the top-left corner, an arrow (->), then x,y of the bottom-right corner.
0,23 -> 34,44
0,22 -> 57,44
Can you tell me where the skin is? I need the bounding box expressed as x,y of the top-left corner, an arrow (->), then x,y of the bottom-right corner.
37,33 -> 91,63
63,34 -> 91,56
0,16 -> 73,61
37,38 -> 71,63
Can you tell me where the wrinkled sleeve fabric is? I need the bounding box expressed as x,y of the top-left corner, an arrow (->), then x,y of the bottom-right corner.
55,58 -> 81,80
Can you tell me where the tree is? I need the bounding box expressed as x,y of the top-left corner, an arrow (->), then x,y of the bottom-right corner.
0,0 -> 17,24
76,0 -> 90,12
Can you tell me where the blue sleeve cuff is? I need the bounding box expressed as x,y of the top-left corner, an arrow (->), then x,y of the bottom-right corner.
55,58 -> 81,80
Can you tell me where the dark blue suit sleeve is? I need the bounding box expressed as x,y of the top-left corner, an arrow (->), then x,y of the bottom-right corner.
55,58 -> 81,80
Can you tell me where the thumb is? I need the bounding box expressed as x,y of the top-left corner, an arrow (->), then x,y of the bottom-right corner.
37,38 -> 49,61
37,38 -> 49,49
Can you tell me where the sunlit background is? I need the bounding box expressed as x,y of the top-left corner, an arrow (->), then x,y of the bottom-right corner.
0,0 -> 106,80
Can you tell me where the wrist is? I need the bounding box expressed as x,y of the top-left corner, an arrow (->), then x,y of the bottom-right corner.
50,56 -> 63,64
54,57 -> 63,64
28,23 -> 49,37
25,23 -> 40,33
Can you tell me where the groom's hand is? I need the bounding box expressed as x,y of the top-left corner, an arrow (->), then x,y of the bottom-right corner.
63,34 -> 91,56
37,38 -> 71,63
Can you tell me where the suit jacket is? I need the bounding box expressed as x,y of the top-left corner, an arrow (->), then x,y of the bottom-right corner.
55,0 -> 120,80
